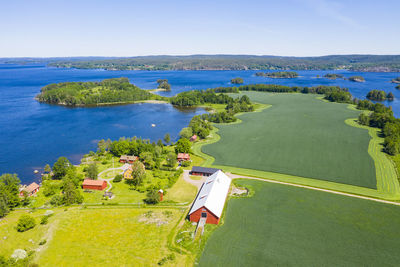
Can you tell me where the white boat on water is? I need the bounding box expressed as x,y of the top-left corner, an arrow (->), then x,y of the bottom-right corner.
151,124 -> 156,127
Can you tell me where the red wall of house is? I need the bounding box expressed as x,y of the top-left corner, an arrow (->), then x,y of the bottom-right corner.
82,182 -> 106,191
191,172 -> 212,177
189,207 -> 220,224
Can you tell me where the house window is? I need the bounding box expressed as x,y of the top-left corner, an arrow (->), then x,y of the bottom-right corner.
201,212 -> 207,218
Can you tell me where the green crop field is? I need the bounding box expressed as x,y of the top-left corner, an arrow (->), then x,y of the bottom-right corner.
199,180 -> 400,266
202,92 -> 376,189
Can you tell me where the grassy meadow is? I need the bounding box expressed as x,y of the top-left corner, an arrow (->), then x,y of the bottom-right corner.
37,208 -> 187,266
199,179 -> 400,266
202,92 -> 376,188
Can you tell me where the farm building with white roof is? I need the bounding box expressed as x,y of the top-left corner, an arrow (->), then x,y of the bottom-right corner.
188,170 -> 231,224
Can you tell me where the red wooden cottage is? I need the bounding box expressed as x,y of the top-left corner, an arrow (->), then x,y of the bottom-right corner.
19,182 -> 40,197
119,155 -> 138,164
82,179 -> 107,191
189,170 -> 231,224
177,153 -> 190,162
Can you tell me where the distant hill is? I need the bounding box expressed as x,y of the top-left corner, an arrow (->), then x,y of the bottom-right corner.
2,54 -> 400,72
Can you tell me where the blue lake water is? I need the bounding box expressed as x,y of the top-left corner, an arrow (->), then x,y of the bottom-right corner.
0,64 -> 399,183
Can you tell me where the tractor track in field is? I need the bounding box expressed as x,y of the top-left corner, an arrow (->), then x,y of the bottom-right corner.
227,173 -> 400,207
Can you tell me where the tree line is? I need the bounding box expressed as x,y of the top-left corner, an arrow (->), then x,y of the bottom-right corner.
357,100 -> 400,155
178,95 -> 254,141
45,54 -> 400,72
170,89 -> 234,107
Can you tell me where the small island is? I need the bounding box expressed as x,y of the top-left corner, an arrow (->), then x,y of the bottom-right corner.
397,85 -> 400,90
157,79 -> 171,91
36,78 -> 165,106
348,76 -> 365,82
255,71 -> 298,78
324,73 -> 344,80
366,89 -> 394,101
230,77 -> 244,84
391,77 -> 400,84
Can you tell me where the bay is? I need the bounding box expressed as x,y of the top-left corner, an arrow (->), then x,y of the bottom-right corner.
0,64 -> 399,183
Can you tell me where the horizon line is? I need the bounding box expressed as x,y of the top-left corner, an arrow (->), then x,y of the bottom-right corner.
1,53 -> 400,59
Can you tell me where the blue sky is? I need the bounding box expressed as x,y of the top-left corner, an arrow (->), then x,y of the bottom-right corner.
0,0 -> 399,57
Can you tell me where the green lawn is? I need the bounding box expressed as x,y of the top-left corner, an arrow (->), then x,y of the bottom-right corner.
202,92 -> 376,189
199,179 -> 400,266
164,174 -> 197,203
37,208 -> 188,266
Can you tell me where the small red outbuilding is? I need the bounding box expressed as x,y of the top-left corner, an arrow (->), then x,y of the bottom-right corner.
82,179 -> 107,191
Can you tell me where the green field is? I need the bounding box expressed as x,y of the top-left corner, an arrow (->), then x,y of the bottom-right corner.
199,180 -> 400,266
202,92 -> 376,189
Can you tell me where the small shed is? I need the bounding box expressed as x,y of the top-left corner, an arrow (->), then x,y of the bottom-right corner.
190,135 -> 198,142
19,182 -> 40,197
190,166 -> 220,177
119,155 -> 138,163
82,179 -> 107,191
177,153 -> 190,162
188,170 -> 231,224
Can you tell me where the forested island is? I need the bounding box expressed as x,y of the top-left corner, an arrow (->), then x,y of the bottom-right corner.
366,90 -> 394,101
230,77 -> 244,84
5,54 -> 400,72
324,73 -> 344,79
156,79 -> 171,91
36,78 -> 165,106
256,71 -> 298,78
391,77 -> 400,83
348,76 -> 365,82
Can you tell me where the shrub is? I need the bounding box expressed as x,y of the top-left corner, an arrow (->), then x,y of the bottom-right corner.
39,240 -> 47,246
144,190 -> 160,204
181,161 -> 191,167
113,174 -> 123,183
16,215 -> 36,232
40,216 -> 49,225
50,195 -> 63,206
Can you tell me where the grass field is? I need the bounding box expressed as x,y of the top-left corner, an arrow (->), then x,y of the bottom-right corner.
37,208 -> 187,266
0,209 -> 57,258
164,175 -> 197,203
199,179 -> 400,266
202,92 -> 376,189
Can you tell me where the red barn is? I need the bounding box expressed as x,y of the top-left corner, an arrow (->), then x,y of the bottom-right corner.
189,170 -> 231,225
82,179 -> 107,191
